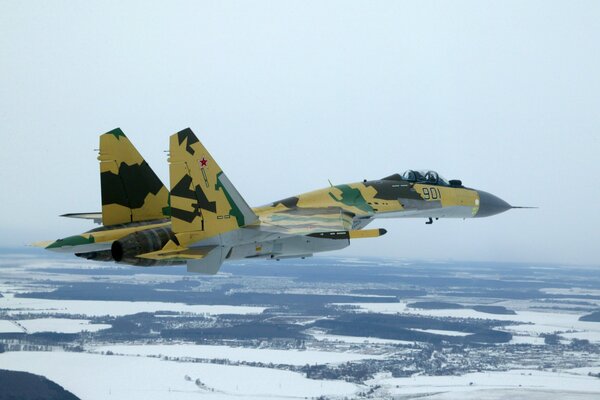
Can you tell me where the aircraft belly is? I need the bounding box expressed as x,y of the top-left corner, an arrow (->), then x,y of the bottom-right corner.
187,227 -> 279,249
375,205 -> 475,219
228,235 -> 350,260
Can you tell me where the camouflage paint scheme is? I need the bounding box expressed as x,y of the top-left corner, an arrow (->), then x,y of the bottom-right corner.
40,128 -> 512,274
99,128 -> 170,225
41,129 -> 172,264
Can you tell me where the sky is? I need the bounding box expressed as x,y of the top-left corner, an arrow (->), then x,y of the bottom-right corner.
0,1 -> 598,265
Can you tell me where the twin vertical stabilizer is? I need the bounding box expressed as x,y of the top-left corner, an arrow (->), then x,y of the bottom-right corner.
168,128 -> 258,245
99,128 -> 169,226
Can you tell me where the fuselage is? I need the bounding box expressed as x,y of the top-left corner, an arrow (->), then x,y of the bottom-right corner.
44,170 -> 512,265
255,175 -> 481,220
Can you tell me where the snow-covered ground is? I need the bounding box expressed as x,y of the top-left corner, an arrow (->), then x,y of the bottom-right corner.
409,389 -> 599,399
369,369 -> 600,398
541,288 -> 600,297
0,351 -> 358,400
509,335 -> 546,345
0,318 -> 111,333
347,301 -> 600,343
0,293 -> 265,317
310,330 -> 414,345
0,319 -> 22,333
93,343 -> 382,365
2,256 -> 600,399
18,318 -> 111,333
562,331 -> 600,343
410,328 -> 472,337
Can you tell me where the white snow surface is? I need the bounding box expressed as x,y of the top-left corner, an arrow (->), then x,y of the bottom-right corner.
370,369 -> 600,397
348,302 -> 600,344
0,293 -> 265,317
421,389 -> 600,399
561,330 -> 600,343
509,335 -> 547,345
410,328 -> 471,337
17,318 -> 111,333
0,351 -> 357,400
0,320 -> 22,333
93,343 -> 382,365
311,331 -> 414,345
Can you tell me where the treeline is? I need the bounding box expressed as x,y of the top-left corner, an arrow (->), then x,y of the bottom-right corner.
580,311 -> 600,322
312,313 -> 512,344
15,282 -> 396,306
406,302 -> 516,315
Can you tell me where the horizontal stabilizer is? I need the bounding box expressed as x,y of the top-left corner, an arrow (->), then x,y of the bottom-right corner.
30,240 -> 54,248
187,246 -> 229,275
137,241 -> 216,261
60,213 -> 103,225
139,240 -> 227,275
138,242 -> 229,275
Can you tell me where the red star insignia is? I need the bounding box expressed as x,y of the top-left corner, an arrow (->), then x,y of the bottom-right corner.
200,158 -> 208,167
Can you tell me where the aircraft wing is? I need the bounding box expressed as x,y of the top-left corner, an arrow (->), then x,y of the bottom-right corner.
60,213 -> 103,225
254,207 -> 354,236
253,206 -> 386,242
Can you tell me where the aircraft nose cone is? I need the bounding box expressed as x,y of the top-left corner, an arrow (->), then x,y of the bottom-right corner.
476,190 -> 511,218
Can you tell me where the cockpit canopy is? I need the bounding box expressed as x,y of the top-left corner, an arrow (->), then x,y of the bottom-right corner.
401,170 -> 449,185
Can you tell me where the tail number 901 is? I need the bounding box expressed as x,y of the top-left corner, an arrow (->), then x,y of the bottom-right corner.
422,187 -> 441,200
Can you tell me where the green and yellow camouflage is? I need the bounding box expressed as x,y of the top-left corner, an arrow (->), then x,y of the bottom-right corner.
38,127 -> 518,275
99,128 -> 170,226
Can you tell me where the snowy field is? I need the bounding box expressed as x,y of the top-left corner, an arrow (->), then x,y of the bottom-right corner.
410,328 -> 471,337
369,369 -> 600,399
93,343 -> 383,365
309,330 -> 415,345
0,351 -> 358,400
348,301 -> 600,342
2,349 -> 600,400
541,288 -> 600,297
0,318 -> 110,333
6,351 -> 597,400
509,335 -> 546,345
2,254 -> 600,399
0,293 -> 265,317
0,320 -> 22,333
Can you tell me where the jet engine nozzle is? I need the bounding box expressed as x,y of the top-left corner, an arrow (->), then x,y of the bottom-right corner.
111,227 -> 176,266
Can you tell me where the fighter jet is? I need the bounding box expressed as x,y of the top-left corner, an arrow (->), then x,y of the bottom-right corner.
38,128 -> 517,274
